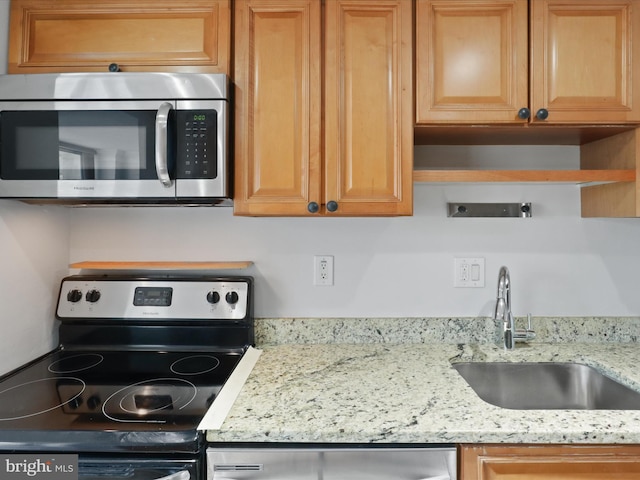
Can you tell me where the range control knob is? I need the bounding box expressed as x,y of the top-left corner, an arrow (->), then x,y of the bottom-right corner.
68,395 -> 83,410
87,395 -> 101,410
67,289 -> 83,303
225,291 -> 239,305
206,291 -> 221,304
85,289 -> 101,303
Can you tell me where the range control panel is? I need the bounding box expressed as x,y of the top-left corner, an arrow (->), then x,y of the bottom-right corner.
57,276 -> 251,321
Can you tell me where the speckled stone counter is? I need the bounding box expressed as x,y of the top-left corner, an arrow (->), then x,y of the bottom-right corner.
206,317 -> 640,444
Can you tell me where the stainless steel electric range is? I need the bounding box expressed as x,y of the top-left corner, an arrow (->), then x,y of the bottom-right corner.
0,275 -> 253,480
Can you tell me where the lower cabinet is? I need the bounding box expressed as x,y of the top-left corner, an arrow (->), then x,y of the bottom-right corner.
460,444 -> 640,479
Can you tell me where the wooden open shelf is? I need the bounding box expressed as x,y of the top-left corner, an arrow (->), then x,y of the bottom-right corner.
412,127 -> 640,217
413,169 -> 635,183
69,261 -> 253,270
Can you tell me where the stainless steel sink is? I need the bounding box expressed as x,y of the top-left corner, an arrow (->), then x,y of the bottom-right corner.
453,362 -> 640,410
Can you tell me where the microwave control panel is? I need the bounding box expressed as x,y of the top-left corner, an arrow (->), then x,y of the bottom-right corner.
176,110 -> 218,179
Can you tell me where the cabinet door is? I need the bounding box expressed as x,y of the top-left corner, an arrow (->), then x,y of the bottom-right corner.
416,0 -> 528,124
233,0 -> 322,216
8,0 -> 230,74
325,0 -> 413,215
461,445 -> 640,480
530,0 -> 640,123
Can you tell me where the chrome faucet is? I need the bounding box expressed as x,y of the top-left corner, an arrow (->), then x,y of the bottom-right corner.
494,266 -> 535,350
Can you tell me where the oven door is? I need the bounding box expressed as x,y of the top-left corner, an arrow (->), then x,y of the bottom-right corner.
0,100 -> 176,199
79,457 -> 198,480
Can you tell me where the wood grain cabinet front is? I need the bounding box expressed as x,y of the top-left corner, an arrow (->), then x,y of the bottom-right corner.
416,0 -> 640,124
460,444 -> 640,480
232,0 -> 413,216
8,0 -> 231,74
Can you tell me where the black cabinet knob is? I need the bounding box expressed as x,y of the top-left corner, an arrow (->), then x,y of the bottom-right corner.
535,108 -> 549,120
517,107 -> 531,120
326,201 -> 338,212
108,63 -> 120,72
307,201 -> 319,213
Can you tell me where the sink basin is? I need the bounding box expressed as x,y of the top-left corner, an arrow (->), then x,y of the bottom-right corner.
453,362 -> 640,410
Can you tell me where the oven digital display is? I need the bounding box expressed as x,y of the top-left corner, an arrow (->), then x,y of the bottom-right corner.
133,287 -> 173,306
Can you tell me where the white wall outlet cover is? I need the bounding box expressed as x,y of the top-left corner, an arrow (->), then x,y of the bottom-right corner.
313,255 -> 334,286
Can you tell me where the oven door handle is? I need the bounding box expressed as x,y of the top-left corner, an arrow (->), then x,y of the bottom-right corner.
155,102 -> 174,188
156,470 -> 190,480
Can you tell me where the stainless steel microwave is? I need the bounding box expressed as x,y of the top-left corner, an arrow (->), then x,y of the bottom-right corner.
0,72 -> 230,205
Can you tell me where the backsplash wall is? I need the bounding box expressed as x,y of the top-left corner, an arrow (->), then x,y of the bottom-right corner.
68,180 -> 640,318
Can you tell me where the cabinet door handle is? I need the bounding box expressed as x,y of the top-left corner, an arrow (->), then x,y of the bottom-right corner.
517,107 -> 530,119
307,201 -> 320,213
535,108 -> 549,120
326,201 -> 338,212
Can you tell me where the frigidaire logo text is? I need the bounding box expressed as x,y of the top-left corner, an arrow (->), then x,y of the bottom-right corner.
2,455 -> 77,479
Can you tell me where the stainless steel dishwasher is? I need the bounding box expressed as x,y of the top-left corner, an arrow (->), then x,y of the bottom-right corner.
207,446 -> 456,479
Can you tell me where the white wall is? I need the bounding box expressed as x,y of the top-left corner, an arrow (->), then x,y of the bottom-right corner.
69,145 -> 640,318
0,1 -> 71,375
0,202 -> 70,372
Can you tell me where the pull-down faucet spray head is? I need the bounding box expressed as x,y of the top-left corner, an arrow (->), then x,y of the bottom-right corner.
494,266 -> 515,349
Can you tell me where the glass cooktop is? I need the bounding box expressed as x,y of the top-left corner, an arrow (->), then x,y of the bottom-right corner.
0,348 -> 242,450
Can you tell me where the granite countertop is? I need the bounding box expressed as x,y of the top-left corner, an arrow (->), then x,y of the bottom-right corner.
206,317 -> 640,445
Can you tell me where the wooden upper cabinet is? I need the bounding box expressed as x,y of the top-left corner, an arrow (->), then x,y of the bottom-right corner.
324,0 -> 413,216
416,0 -> 640,124
461,444 -> 640,480
233,0 -> 413,216
232,0 -> 322,216
531,0 -> 640,123
8,0 -> 231,74
416,0 -> 528,124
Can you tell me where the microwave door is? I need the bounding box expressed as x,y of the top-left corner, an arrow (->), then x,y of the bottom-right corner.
0,100 -> 177,200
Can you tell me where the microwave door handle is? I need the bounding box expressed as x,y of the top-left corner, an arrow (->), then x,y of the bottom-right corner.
155,102 -> 174,187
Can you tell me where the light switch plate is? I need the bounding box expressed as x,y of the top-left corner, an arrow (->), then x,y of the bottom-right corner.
454,257 -> 485,288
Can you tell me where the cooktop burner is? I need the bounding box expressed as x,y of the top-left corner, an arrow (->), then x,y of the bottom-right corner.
48,353 -> 104,373
0,377 -> 85,422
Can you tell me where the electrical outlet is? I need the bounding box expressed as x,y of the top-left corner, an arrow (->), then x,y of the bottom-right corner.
314,255 -> 334,286
454,257 -> 485,288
